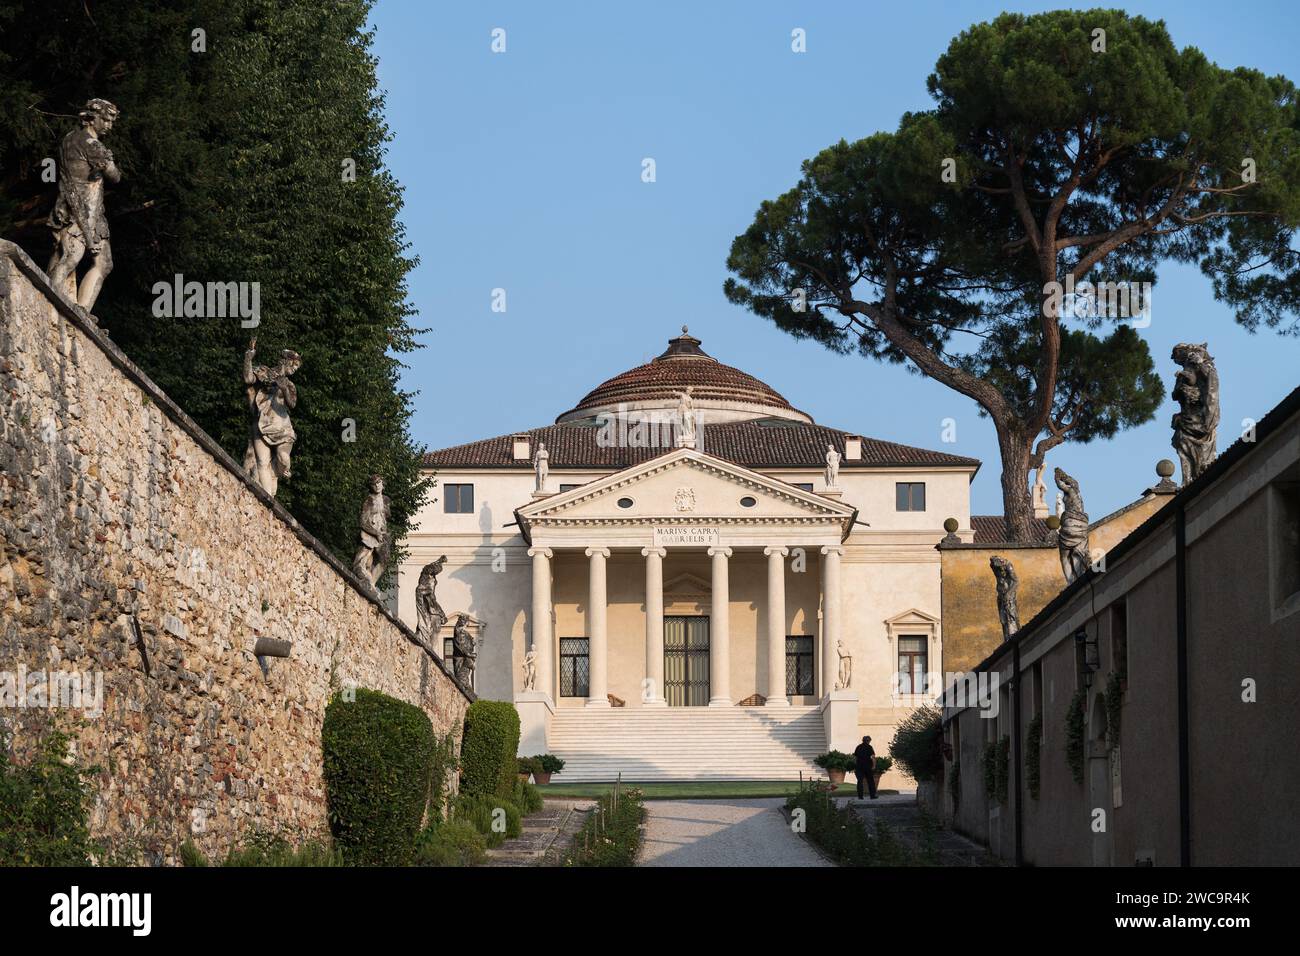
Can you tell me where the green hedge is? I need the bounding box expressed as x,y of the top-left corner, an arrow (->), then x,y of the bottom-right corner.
888,705 -> 944,782
453,793 -> 522,848
460,700 -> 521,799
414,819 -> 487,867
0,729 -> 97,866
784,787 -> 911,866
564,788 -> 646,867
322,688 -> 437,866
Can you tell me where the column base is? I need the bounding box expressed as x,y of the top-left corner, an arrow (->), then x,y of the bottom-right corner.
766,696 -> 791,707
642,697 -> 668,707
708,697 -> 733,707
585,698 -> 611,708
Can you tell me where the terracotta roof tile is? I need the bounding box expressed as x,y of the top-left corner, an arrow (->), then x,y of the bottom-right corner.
970,515 -> 1053,544
423,420 -> 981,471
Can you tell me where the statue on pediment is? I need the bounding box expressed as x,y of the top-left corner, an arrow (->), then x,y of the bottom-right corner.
676,388 -> 697,448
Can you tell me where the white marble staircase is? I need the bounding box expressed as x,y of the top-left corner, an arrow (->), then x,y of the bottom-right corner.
545,705 -> 827,782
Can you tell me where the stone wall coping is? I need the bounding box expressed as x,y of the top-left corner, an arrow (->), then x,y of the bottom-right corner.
0,239 -> 475,705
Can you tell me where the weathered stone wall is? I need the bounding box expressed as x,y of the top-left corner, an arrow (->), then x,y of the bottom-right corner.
0,242 -> 472,864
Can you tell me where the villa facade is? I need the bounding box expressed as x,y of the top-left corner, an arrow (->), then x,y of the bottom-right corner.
397,329 -> 985,782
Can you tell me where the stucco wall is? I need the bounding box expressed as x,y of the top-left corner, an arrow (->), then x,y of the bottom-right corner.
0,243 -> 472,864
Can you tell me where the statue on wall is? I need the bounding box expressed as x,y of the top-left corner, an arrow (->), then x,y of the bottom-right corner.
242,337 -> 301,496
522,643 -> 537,692
451,613 -> 477,685
989,555 -> 1020,642
835,639 -> 852,691
351,474 -> 391,591
47,98 -> 121,313
1031,463 -> 1049,517
1054,467 -> 1091,583
675,387 -> 697,448
415,554 -> 448,645
1170,343 -> 1220,486
825,444 -> 841,489
534,441 -> 549,493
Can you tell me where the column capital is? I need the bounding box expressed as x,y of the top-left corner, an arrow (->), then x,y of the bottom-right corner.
820,545 -> 844,556
764,546 -> 790,558
707,546 -> 733,558
527,546 -> 553,559
641,546 -> 667,558
585,547 -> 611,559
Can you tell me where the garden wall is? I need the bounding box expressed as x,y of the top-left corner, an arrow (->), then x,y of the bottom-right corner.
0,241 -> 473,864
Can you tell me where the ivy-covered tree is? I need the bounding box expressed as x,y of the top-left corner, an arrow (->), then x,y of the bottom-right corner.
725,9 -> 1299,540
0,0 -> 427,573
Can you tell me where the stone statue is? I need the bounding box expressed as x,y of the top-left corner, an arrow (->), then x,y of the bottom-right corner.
1055,491 -> 1065,519
835,639 -> 852,691
351,474 -> 391,591
1170,343 -> 1220,486
522,643 -> 538,692
1054,467 -> 1091,583
1031,464 -> 1048,517
825,444 -> 841,488
242,337 -> 300,496
415,555 -> 448,645
534,441 -> 549,493
47,98 -> 121,312
451,613 -> 477,685
676,387 -> 697,448
990,555 -> 1020,642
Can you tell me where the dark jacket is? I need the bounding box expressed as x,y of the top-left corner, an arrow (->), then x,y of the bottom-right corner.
853,742 -> 875,770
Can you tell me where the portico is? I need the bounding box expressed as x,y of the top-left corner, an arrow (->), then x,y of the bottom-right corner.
515,447 -> 855,711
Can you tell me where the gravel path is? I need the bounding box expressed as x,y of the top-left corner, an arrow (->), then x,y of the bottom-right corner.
638,798 -> 832,867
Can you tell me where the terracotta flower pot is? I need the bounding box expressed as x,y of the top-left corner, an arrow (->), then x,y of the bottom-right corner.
873,771 -> 884,789
827,769 -> 846,786
533,771 -> 552,785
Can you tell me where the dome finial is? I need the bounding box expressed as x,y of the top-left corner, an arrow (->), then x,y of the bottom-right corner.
682,325 -> 689,335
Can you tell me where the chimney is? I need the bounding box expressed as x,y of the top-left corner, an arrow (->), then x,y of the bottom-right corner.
511,434 -> 532,461
843,436 -> 862,461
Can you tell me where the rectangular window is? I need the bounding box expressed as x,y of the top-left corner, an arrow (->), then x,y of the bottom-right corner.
559,638 -> 590,698
785,636 -> 815,696
793,482 -> 814,492
443,483 -> 474,514
1111,601 -> 1129,680
895,482 -> 926,511
897,635 -> 928,694
558,483 -> 582,492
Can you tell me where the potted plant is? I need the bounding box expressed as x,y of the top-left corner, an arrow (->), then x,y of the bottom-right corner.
531,754 -> 565,785
873,755 -> 893,791
813,750 -> 855,787
517,756 -> 541,783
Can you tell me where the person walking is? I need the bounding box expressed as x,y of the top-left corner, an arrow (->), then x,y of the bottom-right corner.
853,735 -> 878,800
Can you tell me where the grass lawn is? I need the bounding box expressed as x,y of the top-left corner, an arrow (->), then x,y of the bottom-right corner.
535,780 -> 902,800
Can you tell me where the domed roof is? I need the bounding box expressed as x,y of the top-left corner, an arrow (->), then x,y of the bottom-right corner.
555,328 -> 813,425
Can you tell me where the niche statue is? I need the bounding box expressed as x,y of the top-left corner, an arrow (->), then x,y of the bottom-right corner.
242,337 -> 300,497
1054,468 -> 1091,584
351,475 -> 391,591
1171,343 -> 1220,486
989,555 -> 1020,642
48,98 -> 122,313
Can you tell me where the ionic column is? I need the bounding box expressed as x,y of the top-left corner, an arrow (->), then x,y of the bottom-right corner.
708,546 -> 732,706
585,547 -> 611,707
528,546 -> 554,699
642,547 -> 667,706
765,547 -> 790,706
821,545 -> 843,698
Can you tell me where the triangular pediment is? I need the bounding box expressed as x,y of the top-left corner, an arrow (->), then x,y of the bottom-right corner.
884,608 -> 940,628
664,571 -> 711,595
517,447 -> 855,525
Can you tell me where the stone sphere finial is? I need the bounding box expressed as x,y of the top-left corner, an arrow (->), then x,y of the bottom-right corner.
1156,459 -> 1175,479
943,517 -> 959,533
1045,515 -> 1061,531
681,324 -> 689,335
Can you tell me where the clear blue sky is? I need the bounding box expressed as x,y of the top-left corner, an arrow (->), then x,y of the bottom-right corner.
369,0 -> 1299,519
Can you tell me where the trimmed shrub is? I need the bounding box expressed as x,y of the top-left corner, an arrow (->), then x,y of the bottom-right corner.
536,754 -> 565,774
322,688 -> 437,866
514,779 -> 544,815
460,700 -> 521,799
414,819 -> 487,867
784,787 -> 912,866
0,729 -> 97,866
888,705 -> 943,782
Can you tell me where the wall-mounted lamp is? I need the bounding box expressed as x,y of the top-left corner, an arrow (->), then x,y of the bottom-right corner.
1074,627 -> 1100,685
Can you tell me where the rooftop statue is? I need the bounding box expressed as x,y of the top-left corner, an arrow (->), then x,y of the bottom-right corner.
534,441 -> 549,493
242,337 -> 300,496
351,474 -> 391,591
1171,343 -> 1220,486
1054,467 -> 1091,584
676,387 -> 697,448
48,98 -> 122,313
990,555 -> 1020,641
825,444 -> 841,489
